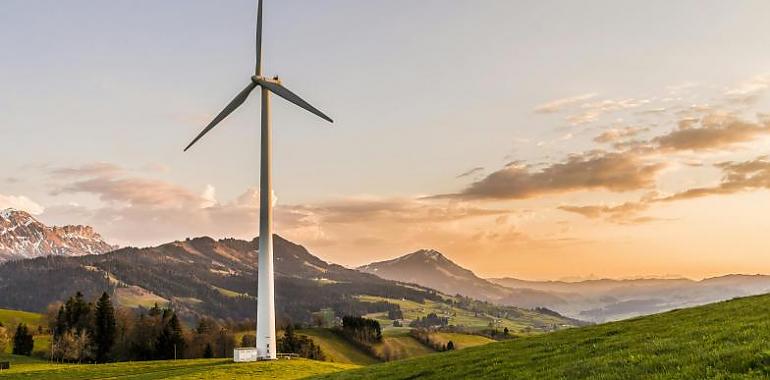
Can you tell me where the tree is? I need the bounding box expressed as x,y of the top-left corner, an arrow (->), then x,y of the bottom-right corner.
64,292 -> 92,333
57,329 -> 91,363
503,327 -> 509,336
0,325 -> 9,353
203,343 -> 214,358
157,313 -> 186,359
94,292 -> 117,362
12,323 -> 34,356
446,340 -> 455,350
240,334 -> 256,347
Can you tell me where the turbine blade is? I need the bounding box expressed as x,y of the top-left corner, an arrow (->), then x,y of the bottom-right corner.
184,81 -> 257,152
256,79 -> 334,123
255,0 -> 263,75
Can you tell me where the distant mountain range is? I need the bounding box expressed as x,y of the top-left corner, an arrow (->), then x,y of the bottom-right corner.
358,249 -> 770,323
0,208 -> 114,262
0,234 -> 578,330
488,275 -> 770,322
3,210 -> 769,325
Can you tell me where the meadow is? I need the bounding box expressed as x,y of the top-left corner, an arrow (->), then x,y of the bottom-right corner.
358,295 -> 566,333
315,293 -> 770,379
0,356 -> 357,379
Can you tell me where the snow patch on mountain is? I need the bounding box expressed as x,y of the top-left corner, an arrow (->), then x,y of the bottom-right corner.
0,208 -> 115,262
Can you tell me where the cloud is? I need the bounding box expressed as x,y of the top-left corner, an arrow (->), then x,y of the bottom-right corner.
594,126 -> 648,144
41,163 -> 519,257
457,167 -> 484,178
49,162 -> 125,178
723,74 -> 770,106
439,150 -> 665,201
534,93 -> 597,114
658,156 -> 770,202
558,200 -> 656,224
560,155 -> 770,223
0,194 -> 45,215
652,113 -> 770,152
54,176 -> 206,208
287,197 -> 509,225
566,98 -> 646,125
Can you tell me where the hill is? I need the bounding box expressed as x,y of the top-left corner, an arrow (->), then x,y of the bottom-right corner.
358,249 -> 565,308
0,208 -> 114,262
315,293 -> 770,379
490,274 -> 770,322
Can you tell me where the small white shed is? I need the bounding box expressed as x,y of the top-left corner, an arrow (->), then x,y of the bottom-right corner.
233,348 -> 258,362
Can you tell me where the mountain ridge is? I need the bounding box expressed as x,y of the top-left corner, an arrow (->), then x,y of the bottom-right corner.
0,208 -> 115,262
358,249 -> 566,308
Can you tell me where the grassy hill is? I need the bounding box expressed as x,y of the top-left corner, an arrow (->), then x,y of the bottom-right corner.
315,293 -> 770,379
0,357 -> 357,379
0,308 -> 44,330
298,329 -> 379,365
0,309 -> 51,357
359,295 -> 571,334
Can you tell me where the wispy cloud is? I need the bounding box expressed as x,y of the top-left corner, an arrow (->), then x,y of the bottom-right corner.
456,167 -> 484,178
534,93 -> 597,114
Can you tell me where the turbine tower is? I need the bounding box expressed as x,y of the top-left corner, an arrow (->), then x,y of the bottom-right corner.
183,0 -> 333,360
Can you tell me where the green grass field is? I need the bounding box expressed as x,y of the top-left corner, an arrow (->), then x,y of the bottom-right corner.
358,295 -> 567,334
0,309 -> 51,357
298,328 -> 378,365
432,332 -> 495,349
0,356 -> 357,379
315,293 -> 770,379
371,329 -> 434,361
0,309 -> 44,330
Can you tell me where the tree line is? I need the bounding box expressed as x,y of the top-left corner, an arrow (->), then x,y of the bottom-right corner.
6,291 -> 327,364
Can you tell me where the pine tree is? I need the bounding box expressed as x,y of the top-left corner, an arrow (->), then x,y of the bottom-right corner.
157,312 -> 186,359
12,323 -> 34,356
203,343 -> 214,358
94,292 -> 117,362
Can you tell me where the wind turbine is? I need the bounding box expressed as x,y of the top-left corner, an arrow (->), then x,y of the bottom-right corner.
183,0 -> 333,360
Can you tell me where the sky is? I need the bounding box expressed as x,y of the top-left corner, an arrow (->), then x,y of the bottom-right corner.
2,0 -> 770,280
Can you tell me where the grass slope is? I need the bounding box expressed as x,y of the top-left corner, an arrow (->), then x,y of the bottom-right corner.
0,309 -> 50,357
358,295 -> 567,333
372,329 -> 434,361
432,332 -> 495,349
0,309 -> 43,329
317,293 -> 770,379
0,358 -> 357,379
298,329 -> 379,365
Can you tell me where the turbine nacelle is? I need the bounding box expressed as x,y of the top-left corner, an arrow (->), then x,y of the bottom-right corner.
252,75 -> 281,84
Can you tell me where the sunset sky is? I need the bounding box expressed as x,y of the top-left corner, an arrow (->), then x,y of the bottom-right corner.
2,0 -> 770,280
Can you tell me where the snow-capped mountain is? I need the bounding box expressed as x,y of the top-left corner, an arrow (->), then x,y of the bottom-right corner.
0,208 -> 115,262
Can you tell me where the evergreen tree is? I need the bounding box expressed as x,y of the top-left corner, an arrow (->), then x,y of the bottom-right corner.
203,343 -> 214,358
12,323 -> 34,356
64,292 -> 92,333
157,312 -> 186,359
446,340 -> 455,350
94,292 -> 117,362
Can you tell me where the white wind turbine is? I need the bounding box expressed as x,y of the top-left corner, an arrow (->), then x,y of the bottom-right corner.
183,0 -> 333,360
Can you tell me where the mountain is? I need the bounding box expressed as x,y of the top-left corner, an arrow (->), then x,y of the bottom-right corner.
318,292 -> 770,379
0,236 -> 580,331
0,208 -> 114,262
358,249 -> 565,308
356,249 -> 770,323
489,275 -> 770,322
